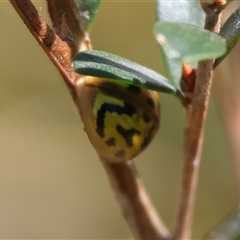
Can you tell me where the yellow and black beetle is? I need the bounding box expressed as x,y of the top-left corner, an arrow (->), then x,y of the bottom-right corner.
76,76 -> 160,163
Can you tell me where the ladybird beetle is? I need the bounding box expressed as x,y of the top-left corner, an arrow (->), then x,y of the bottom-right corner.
76,76 -> 160,163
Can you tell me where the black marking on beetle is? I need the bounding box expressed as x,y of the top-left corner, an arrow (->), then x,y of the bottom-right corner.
116,125 -> 140,147
143,112 -> 151,123
98,82 -> 120,95
126,85 -> 141,94
146,98 -> 155,108
141,126 -> 154,150
96,101 -> 136,138
105,137 -> 116,147
115,149 -> 126,158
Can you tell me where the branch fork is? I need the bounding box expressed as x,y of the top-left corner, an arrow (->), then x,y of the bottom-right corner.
9,1 -> 223,239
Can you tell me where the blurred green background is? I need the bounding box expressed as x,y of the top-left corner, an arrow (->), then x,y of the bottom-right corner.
0,1 -> 238,239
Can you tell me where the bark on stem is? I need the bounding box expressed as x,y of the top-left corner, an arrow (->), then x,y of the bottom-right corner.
100,156 -> 169,240
47,0 -> 90,53
9,0 -> 80,99
172,11 -> 223,240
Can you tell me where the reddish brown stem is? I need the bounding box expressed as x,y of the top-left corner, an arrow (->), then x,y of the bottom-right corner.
100,156 -> 169,240
9,0 -> 81,100
172,11 -> 223,240
47,0 -> 90,53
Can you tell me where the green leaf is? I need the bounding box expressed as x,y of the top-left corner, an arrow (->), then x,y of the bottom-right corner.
156,0 -> 204,27
75,0 -> 101,29
72,50 -> 177,95
155,0 -> 205,90
154,21 -> 226,63
215,7 -> 240,67
203,206 -> 240,240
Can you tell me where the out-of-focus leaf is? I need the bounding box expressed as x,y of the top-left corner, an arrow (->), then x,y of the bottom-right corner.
156,0 -> 204,27
154,21 -> 226,62
215,7 -> 240,67
75,0 -> 101,29
72,50 -> 178,95
203,206 -> 240,240
155,0 -> 205,90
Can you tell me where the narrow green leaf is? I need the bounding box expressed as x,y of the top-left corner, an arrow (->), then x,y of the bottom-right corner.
155,0 -> 205,90
72,50 -> 177,95
215,7 -> 240,67
154,21 -> 226,63
75,0 -> 101,29
203,206 -> 240,240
